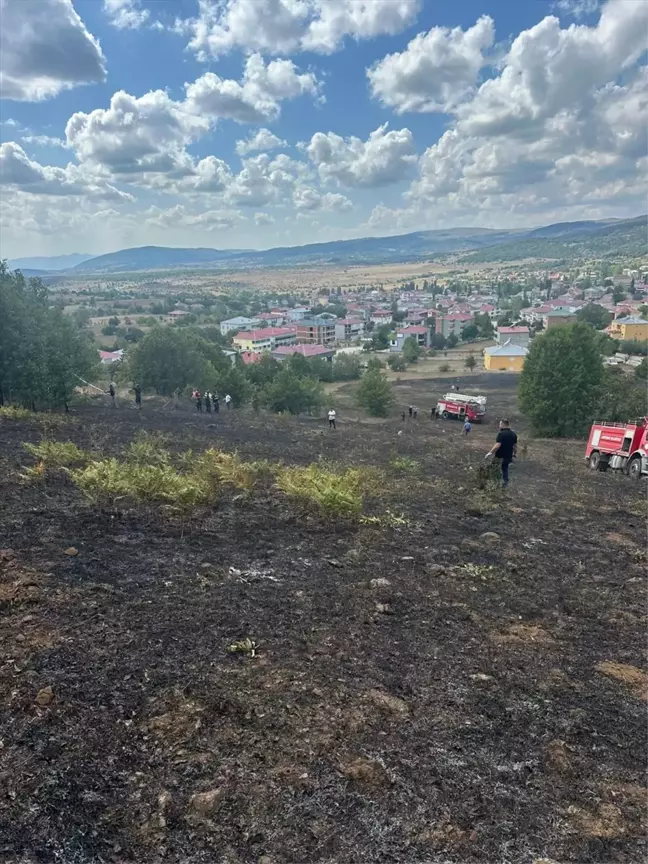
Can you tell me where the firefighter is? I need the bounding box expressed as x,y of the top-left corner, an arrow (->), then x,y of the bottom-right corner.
195,389 -> 202,412
204,391 -> 212,413
108,382 -> 116,408
486,419 -> 518,488
134,384 -> 142,409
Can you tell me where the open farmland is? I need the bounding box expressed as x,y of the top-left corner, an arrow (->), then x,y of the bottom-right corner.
0,376 -> 646,864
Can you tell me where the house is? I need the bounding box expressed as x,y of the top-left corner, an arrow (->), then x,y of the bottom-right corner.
256,312 -> 286,327
608,316 -> 648,341
295,318 -> 336,345
220,315 -> 261,336
239,351 -> 263,365
484,343 -> 528,372
390,325 -> 431,352
497,326 -> 530,347
437,313 -> 474,338
168,310 -> 187,320
232,326 -> 297,352
287,307 -> 309,321
98,349 -> 124,364
335,318 -> 365,342
545,307 -> 577,329
272,344 -> 336,362
370,310 -> 392,325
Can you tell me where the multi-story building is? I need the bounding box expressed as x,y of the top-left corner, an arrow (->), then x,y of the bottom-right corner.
608,316 -> 648,341
334,319 -> 365,342
370,310 -> 392,326
545,307 -> 577,329
484,343 -> 528,372
436,313 -> 474,338
272,344 -> 336,362
390,325 -> 431,352
232,326 -> 297,352
295,319 -> 336,345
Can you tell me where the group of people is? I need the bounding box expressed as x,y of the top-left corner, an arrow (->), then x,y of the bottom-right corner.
191,389 -> 232,413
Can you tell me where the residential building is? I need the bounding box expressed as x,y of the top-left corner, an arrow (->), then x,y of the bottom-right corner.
272,344 -> 335,362
545,307 -> 577,329
370,310 -> 392,326
390,326 -> 431,352
98,349 -> 124,364
239,351 -> 263,365
608,316 -> 648,341
497,326 -> 530,347
220,315 -> 261,336
287,307 -> 309,321
484,343 -> 528,372
295,318 -> 336,345
335,318 -> 365,342
437,313 -> 474,338
168,310 -> 187,320
232,326 -> 297,352
256,312 -> 286,327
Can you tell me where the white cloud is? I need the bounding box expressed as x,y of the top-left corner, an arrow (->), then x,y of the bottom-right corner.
184,0 -> 420,58
224,152 -> 305,207
65,89 -> 208,181
367,16 -> 494,114
0,0 -> 106,101
236,128 -> 287,156
22,135 -> 69,149
185,54 -> 320,125
0,141 -> 132,201
103,0 -> 149,29
254,211 -> 275,225
145,204 -> 242,231
305,123 -> 416,187
554,0 -> 601,19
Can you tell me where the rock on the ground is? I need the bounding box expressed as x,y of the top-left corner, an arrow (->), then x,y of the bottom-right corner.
369,577 -> 391,588
341,757 -> 389,788
189,788 -> 223,815
367,688 -> 410,716
480,532 -> 501,546
35,686 -> 54,706
63,547 -> 79,556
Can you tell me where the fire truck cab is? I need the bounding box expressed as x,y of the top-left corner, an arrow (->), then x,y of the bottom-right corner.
585,417 -> 648,479
435,392 -> 486,423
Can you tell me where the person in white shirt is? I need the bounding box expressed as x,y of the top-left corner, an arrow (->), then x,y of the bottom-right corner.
327,409 -> 336,429
225,394 -> 232,409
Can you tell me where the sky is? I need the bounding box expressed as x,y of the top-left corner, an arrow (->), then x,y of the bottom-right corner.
0,0 -> 646,258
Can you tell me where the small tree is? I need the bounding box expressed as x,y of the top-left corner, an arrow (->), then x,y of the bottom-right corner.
635,357 -> 647,381
309,357 -> 334,383
402,336 -> 421,363
212,365 -> 251,406
519,322 -> 604,437
465,353 -> 477,371
446,333 -> 459,348
366,356 -> 385,370
577,303 -> 612,330
263,366 -> 323,415
387,353 -> 408,372
357,367 -> 393,417
431,332 -> 446,350
332,353 -> 362,381
461,324 -> 479,342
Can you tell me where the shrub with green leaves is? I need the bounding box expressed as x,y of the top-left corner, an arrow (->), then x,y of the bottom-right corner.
0,406 -> 33,421
275,464 -> 365,517
70,459 -> 131,507
390,455 -> 420,472
123,431 -> 171,466
24,440 -> 89,468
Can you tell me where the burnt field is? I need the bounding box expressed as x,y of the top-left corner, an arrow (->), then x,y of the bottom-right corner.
0,376 -> 646,864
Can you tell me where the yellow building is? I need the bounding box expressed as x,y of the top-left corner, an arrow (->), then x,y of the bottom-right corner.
608,316 -> 648,341
484,343 -> 528,372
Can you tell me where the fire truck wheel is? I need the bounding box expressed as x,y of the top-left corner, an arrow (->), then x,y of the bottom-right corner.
628,457 -> 642,480
442,411 -> 449,420
588,451 -> 606,471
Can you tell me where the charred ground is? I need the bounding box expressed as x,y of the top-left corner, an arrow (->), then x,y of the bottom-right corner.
0,375 -> 646,864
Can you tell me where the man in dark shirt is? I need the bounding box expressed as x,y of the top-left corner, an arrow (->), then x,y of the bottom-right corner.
486,419 -> 518,488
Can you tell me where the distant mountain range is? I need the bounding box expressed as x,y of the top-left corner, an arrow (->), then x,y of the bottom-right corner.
7,253 -> 94,271
462,215 -> 647,263
7,215 -> 646,277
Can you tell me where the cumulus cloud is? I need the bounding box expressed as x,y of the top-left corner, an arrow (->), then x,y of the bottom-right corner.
224,152 -> 306,207
367,16 -> 494,114
184,0 -> 420,58
254,211 -> 275,225
0,141 -> 132,201
236,128 -> 287,156
65,89 -> 207,181
103,0 -> 149,29
406,0 -> 648,222
145,204 -> 242,231
185,54 -> 320,125
305,123 -> 416,188
0,0 -> 106,101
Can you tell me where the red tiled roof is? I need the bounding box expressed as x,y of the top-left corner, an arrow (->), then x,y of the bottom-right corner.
240,351 -> 263,364
441,313 -> 473,321
498,326 -> 529,333
399,325 -> 429,334
237,326 -> 297,339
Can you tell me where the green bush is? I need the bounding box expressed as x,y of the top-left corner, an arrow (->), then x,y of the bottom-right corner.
357,367 -> 393,417
276,464 -> 365,517
123,431 -> 171,466
0,406 -> 33,421
24,440 -> 89,468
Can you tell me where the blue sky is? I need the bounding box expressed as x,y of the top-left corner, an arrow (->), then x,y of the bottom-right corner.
0,0 -> 646,257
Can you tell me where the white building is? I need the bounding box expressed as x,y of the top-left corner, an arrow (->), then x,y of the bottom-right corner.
220,316 -> 261,336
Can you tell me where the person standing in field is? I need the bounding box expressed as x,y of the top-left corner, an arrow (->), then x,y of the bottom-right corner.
195,390 -> 202,412
328,408 -> 336,429
463,419 -> 472,436
213,394 -> 220,413
413,406 -> 418,419
225,394 -> 232,410
486,419 -> 518,488
134,384 -> 141,409
204,391 -> 211,413
108,382 -> 116,408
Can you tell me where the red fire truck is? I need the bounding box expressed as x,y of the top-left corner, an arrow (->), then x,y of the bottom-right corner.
435,392 -> 486,423
585,417 -> 648,479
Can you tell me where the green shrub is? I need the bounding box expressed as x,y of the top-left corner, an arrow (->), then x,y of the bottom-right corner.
24,440 -> 89,468
70,459 -> 131,507
275,464 -> 365,517
390,455 -> 420,472
123,431 -> 171,466
0,406 -> 32,421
